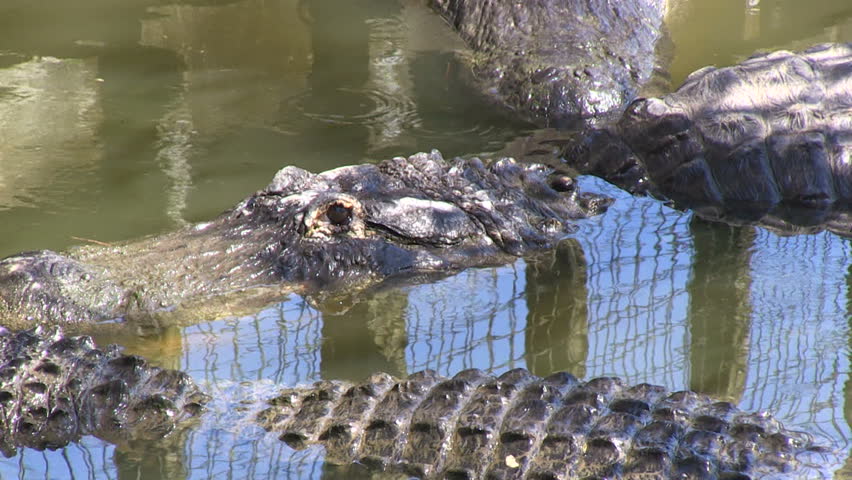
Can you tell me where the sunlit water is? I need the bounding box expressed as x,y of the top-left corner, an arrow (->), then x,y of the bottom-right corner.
0,0 -> 850,478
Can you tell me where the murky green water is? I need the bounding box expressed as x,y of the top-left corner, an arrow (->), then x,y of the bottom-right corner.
0,0 -> 850,478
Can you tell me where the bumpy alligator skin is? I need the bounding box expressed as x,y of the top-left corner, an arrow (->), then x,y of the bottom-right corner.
570,43 -> 852,236
0,151 -> 610,325
0,325 -> 209,456
430,0 -> 669,128
258,369 -> 819,479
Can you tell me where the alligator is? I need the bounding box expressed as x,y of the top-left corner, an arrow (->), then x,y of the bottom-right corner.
0,325 -> 209,457
0,0 -> 848,475
262,367 -> 825,479
5,41 -> 849,327
0,151 -> 611,327
0,325 -> 827,478
430,0 -> 852,236
429,0 -> 670,128
0,3 -> 846,326
567,43 -> 852,237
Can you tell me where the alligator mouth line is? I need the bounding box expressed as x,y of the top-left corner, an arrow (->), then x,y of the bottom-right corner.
364,220 -> 467,248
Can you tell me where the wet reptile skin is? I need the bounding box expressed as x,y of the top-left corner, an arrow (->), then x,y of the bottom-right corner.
0,326 -> 209,456
0,151 -> 610,326
566,43 -> 852,237
257,368 -> 821,479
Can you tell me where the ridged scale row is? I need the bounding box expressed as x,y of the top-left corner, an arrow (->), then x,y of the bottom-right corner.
620,43 -> 852,235
0,326 -> 209,456
258,368 -> 814,479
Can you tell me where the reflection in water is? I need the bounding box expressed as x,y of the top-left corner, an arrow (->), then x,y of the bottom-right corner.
287,0 -> 387,164
155,97 -> 195,227
844,263 -> 852,479
94,46 -> 187,233
92,324 -> 186,371
686,218 -> 753,400
3,188 -> 851,477
577,179 -> 694,388
319,289 -> 409,380
114,431 -> 191,480
142,0 -> 312,143
282,0 -> 528,162
0,0 -> 529,258
403,267 -> 528,376
0,57 -> 102,209
0,2 -> 194,254
523,239 -> 589,378
667,0 -> 852,83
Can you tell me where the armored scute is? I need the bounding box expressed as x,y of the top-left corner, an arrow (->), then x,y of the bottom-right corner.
258,369 -> 821,479
0,326 -> 209,456
616,43 -> 852,236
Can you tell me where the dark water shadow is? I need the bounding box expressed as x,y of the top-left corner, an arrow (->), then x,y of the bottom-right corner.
523,239 -> 590,379
318,289 -> 409,381
686,217 -> 754,401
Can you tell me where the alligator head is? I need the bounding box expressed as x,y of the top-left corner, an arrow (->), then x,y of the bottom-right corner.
0,151 -> 610,325
238,150 -> 610,286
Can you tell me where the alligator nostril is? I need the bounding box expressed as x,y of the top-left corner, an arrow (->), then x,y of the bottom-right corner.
326,203 -> 352,226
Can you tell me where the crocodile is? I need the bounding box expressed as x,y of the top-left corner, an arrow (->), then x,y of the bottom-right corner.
0,151 -> 610,327
258,368 -> 824,479
0,325 -> 208,457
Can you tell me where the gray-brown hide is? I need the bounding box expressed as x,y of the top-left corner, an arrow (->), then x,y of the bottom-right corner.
433,3 -> 852,235
0,325 -> 208,457
0,326 -> 827,478
620,43 -> 852,236
0,151 -> 609,325
258,368 -> 823,479
563,43 -> 852,236
430,0 -> 670,127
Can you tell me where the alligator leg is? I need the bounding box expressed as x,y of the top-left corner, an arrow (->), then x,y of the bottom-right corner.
573,43 -> 852,236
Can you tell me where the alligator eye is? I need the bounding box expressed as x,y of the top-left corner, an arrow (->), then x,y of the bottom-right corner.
325,203 -> 352,226
304,194 -> 365,239
550,175 -> 574,192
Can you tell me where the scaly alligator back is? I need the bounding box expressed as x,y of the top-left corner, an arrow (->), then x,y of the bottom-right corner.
621,43 -> 852,235
0,326 -> 209,457
430,0 -> 669,127
258,368 -> 820,479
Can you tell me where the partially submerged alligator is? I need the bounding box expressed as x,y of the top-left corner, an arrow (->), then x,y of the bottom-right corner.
0,151 -> 610,326
4,41 -> 850,326
0,0 -> 849,476
571,43 -> 852,236
430,0 -> 670,127
0,3 -> 847,325
0,325 -> 208,457
431,0 -> 852,236
259,369 -> 824,479
0,326 -> 827,479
